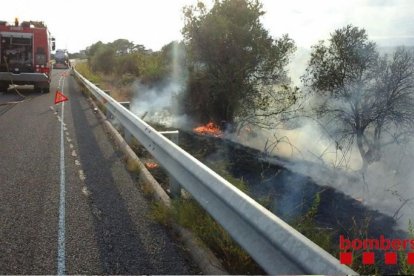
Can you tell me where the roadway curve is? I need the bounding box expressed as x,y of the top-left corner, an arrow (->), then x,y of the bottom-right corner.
0,70 -> 198,274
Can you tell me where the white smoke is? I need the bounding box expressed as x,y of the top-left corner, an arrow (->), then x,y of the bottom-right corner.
130,81 -> 190,128
227,45 -> 414,230
130,42 -> 191,128
232,120 -> 414,230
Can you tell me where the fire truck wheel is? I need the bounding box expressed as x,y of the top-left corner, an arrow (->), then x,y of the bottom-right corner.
0,83 -> 9,93
43,86 -> 50,93
34,85 -> 41,93
34,85 -> 50,93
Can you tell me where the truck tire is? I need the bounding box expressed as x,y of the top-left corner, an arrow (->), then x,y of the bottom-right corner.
0,83 -> 9,93
34,85 -> 50,93
34,85 -> 41,93
42,85 -> 50,93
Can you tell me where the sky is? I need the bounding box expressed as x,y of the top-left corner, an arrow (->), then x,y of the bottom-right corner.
1,0 -> 413,53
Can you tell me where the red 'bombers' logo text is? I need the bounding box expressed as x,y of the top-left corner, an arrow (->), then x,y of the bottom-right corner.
339,235 -> 414,265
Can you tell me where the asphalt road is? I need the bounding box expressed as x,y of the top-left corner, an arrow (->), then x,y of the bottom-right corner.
0,70 -> 198,274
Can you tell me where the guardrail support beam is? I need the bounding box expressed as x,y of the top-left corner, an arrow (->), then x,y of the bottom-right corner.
124,127 -> 132,144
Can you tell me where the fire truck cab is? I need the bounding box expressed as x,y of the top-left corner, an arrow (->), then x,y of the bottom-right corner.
0,19 -> 55,93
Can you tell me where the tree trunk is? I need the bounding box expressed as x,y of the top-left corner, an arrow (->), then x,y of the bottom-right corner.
356,131 -> 368,171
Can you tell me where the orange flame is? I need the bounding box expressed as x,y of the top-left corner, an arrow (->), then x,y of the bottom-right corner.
145,162 -> 159,169
193,122 -> 222,137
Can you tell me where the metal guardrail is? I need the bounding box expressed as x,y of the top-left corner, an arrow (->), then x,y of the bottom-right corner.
73,69 -> 356,275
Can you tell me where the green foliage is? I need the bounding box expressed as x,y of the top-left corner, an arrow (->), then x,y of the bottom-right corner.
304,25 -> 378,94
75,62 -> 102,84
83,38 -> 175,85
109,38 -> 136,55
182,0 -> 296,125
291,193 -> 334,253
90,45 -> 116,74
119,73 -> 136,86
116,54 -> 140,76
150,157 -> 260,274
137,52 -> 167,84
152,198 -> 264,274
346,217 -> 379,275
85,41 -> 104,59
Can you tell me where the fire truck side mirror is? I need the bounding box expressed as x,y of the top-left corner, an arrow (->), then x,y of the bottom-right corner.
52,37 -> 56,51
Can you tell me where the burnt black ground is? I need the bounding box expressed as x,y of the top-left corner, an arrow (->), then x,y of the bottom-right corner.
178,131 -> 408,274
0,70 -> 198,274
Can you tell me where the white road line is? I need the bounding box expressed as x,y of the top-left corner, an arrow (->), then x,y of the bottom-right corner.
57,76 -> 66,275
82,186 -> 91,197
79,170 -> 86,181
71,150 -> 77,157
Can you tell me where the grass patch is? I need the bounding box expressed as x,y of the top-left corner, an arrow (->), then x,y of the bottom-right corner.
75,62 -> 102,84
151,160 -> 264,274
152,198 -> 264,274
291,193 -> 335,253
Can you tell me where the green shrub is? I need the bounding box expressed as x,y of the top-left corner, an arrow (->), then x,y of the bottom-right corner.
151,160 -> 263,274
75,62 -> 102,84
152,198 -> 264,274
90,45 -> 116,74
291,193 -> 335,254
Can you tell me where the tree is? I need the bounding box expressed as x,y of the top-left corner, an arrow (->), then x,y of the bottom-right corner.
182,0 -> 296,126
116,54 -> 140,76
109,39 -> 135,55
85,41 -> 104,60
303,25 -> 414,170
90,45 -> 116,74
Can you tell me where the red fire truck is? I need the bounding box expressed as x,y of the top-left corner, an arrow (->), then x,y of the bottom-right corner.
0,19 -> 55,93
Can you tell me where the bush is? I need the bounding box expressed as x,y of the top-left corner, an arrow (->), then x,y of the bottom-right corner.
90,45 -> 116,74
116,54 -> 140,76
75,62 -> 102,84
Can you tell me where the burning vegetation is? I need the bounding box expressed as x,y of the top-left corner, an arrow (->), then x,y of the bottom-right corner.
193,122 -> 223,137
145,162 -> 159,169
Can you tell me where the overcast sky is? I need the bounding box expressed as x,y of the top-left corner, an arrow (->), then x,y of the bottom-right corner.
1,0 -> 413,52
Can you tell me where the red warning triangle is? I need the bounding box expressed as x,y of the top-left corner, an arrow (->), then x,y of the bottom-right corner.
54,91 -> 69,104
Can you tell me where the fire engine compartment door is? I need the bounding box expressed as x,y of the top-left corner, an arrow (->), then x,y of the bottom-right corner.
0,32 -> 34,72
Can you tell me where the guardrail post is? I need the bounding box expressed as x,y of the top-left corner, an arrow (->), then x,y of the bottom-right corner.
119,102 -> 132,143
105,106 -> 112,120
160,131 -> 181,198
124,128 -> 132,144
170,132 -> 181,198
119,101 -> 130,110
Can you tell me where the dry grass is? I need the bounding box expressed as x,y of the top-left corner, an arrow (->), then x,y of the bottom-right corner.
75,63 -> 133,102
